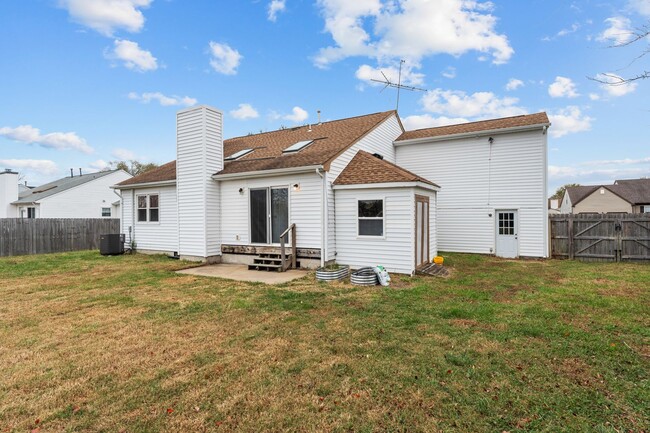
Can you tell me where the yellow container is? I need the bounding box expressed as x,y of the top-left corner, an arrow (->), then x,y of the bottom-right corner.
433,256 -> 444,265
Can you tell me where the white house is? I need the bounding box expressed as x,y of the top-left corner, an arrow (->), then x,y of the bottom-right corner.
115,105 -> 550,274
0,169 -> 132,219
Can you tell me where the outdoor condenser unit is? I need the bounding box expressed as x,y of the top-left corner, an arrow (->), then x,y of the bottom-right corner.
99,234 -> 125,255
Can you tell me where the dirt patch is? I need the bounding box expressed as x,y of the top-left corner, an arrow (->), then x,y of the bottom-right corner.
554,358 -> 606,390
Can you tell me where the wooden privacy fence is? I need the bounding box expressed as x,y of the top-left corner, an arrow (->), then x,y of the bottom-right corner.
0,218 -> 120,257
550,214 -> 650,262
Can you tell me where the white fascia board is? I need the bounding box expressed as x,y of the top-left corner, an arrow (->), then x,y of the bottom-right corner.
333,181 -> 440,192
111,180 -> 177,190
212,165 -> 324,181
394,123 -> 551,146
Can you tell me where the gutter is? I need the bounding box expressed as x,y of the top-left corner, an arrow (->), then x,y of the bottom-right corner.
393,123 -> 551,146
212,165 -> 324,181
333,181 -> 440,192
111,180 -> 177,190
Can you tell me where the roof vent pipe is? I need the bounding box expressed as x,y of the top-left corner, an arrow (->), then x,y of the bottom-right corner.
79,168 -> 82,176
70,168 -> 74,178
317,110 -> 321,125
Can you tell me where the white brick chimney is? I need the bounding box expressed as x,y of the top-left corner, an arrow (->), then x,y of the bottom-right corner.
176,105 -> 223,261
0,169 -> 19,218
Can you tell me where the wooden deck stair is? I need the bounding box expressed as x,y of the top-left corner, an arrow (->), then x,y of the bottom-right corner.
248,253 -> 297,272
248,223 -> 298,272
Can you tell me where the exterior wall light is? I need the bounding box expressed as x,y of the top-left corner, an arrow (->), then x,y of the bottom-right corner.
293,183 -> 300,191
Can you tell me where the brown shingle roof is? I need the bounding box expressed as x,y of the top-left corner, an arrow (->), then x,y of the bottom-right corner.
117,111 -> 397,187
396,112 -> 550,142
117,161 -> 176,186
333,151 -> 439,187
217,110 -> 396,175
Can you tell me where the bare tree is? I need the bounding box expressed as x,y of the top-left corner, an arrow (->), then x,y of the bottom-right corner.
591,22 -> 650,85
105,160 -> 158,176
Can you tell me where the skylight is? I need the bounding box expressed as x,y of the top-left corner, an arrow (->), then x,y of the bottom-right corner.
283,140 -> 314,153
224,148 -> 254,161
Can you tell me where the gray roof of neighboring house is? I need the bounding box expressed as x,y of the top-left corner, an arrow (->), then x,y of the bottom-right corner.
613,178 -> 650,204
12,170 -> 122,205
564,178 -> 650,207
18,184 -> 34,198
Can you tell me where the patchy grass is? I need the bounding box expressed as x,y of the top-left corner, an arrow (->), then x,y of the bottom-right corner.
0,251 -> 648,432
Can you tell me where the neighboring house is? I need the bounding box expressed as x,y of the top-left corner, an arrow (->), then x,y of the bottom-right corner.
115,106 -> 550,274
548,198 -> 561,215
0,169 -> 132,219
561,179 -> 650,214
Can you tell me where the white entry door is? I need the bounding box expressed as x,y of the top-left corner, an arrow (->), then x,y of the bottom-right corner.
496,210 -> 518,258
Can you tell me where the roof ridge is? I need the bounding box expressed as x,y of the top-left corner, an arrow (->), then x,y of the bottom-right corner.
225,110 -> 396,142
405,112 -> 549,134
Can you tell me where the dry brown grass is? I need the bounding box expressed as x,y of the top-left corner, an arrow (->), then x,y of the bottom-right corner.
0,251 -> 648,432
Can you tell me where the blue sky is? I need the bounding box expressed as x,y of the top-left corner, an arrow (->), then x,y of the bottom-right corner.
0,0 -> 648,193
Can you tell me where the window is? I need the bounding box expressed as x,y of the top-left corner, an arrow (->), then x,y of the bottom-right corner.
102,207 -> 111,217
27,207 -> 36,219
358,199 -> 384,236
283,140 -> 314,153
137,194 -> 159,222
225,148 -> 254,161
498,212 -> 515,235
641,205 -> 650,213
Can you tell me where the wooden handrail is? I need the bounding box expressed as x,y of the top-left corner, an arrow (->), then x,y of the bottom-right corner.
279,224 -> 297,272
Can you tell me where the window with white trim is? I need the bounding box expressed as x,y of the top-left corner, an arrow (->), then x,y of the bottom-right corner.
137,194 -> 159,222
27,207 -> 36,219
102,207 -> 111,217
358,199 -> 384,236
641,205 -> 650,213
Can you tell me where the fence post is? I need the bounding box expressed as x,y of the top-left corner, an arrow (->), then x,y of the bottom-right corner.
568,215 -> 574,260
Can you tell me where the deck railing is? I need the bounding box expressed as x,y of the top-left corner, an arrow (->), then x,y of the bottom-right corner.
279,223 -> 297,271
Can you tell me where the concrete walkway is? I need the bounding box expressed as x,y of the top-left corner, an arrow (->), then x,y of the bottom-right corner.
177,264 -> 310,284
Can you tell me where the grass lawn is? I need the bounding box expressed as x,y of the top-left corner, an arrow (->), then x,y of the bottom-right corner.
0,252 -> 648,433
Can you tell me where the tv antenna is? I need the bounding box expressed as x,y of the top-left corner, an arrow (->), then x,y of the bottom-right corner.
371,60 -> 427,111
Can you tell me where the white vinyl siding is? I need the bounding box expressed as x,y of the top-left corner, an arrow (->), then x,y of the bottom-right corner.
335,187 -> 435,275
220,172 -> 323,250
325,113 -> 403,261
36,170 -> 131,219
121,185 -> 179,253
176,106 -> 223,259
395,129 -> 548,257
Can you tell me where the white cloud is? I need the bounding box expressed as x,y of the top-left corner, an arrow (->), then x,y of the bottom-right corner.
128,91 -> 197,107
313,0 -> 513,68
268,0 -> 286,21
441,66 -> 456,79
0,125 -> 93,154
208,42 -> 242,75
589,93 -> 601,101
505,78 -> 524,91
557,23 -> 580,37
548,163 -> 650,187
230,103 -> 260,120
548,76 -> 580,98
107,39 -> 158,72
628,0 -> 650,17
597,17 -> 633,45
112,148 -> 136,160
355,63 -> 425,86
401,114 -> 468,130
284,106 -> 309,123
581,156 -> 650,166
419,88 -> 527,119
88,159 -> 111,171
0,159 -> 59,176
596,73 -> 638,97
547,106 -> 593,138
58,0 -> 152,36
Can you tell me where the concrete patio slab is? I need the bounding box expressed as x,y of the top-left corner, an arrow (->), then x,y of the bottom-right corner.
177,264 -> 310,284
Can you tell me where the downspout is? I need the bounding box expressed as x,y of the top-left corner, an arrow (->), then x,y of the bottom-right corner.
131,189 -> 135,247
316,167 -> 326,267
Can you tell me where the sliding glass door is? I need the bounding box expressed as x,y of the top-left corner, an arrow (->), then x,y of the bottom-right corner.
250,187 -> 289,244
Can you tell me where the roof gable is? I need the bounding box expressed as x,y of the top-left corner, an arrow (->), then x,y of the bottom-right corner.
396,112 -> 550,142
13,170 -> 124,204
333,151 -> 438,187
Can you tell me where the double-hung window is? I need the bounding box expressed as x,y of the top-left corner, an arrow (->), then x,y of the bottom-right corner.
358,199 -> 384,237
102,207 -> 111,217
137,194 -> 159,222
